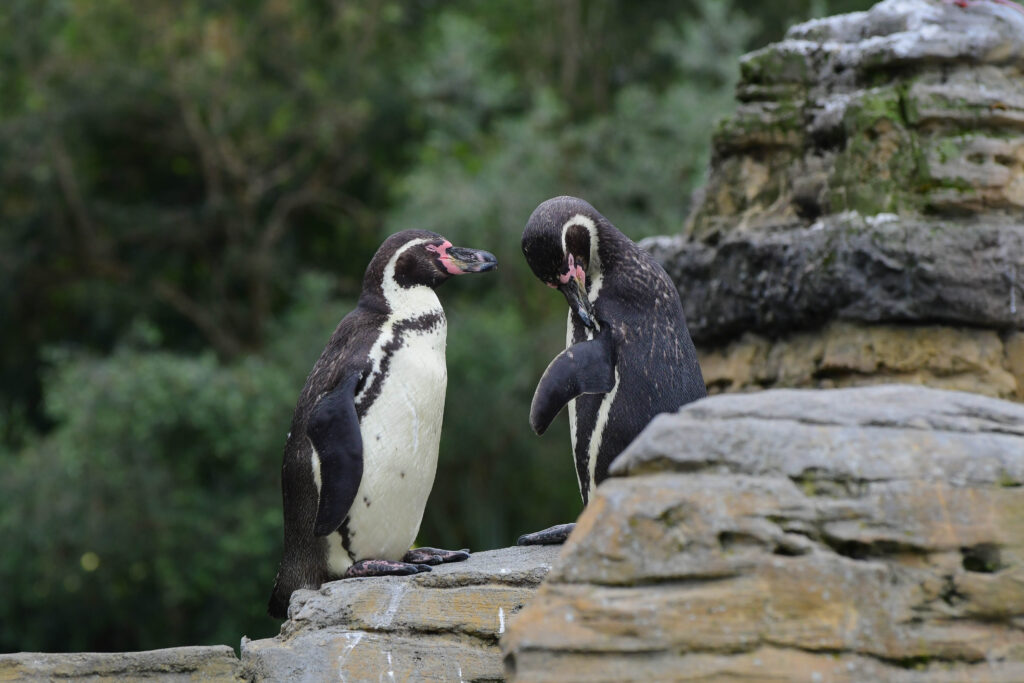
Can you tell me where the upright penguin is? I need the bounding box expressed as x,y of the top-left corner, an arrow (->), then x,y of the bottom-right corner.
268,230 -> 497,619
519,196 -> 706,544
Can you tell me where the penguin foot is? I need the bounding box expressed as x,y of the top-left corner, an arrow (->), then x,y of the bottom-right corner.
344,559 -> 433,578
403,547 -> 471,565
516,523 -> 576,546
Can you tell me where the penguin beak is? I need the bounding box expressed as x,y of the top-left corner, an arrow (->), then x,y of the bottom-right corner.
441,246 -> 498,274
558,274 -> 597,329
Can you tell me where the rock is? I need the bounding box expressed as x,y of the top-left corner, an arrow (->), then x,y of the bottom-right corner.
689,0 -> 1024,236
696,320 -> 1022,400
242,545 -> 560,682
643,0 -> 1024,402
502,385 -> 1024,682
0,646 -> 241,682
648,213 -> 1024,344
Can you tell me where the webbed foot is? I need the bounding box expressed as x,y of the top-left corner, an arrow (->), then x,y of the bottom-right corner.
402,547 -> 471,565
516,523 -> 576,545
344,559 -> 433,578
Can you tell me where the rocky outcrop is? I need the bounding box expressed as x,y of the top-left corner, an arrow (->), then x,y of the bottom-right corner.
645,0 -> 1024,400
0,646 -> 242,682
502,384 -> 1024,681
242,545 -> 559,682
0,547 -> 557,682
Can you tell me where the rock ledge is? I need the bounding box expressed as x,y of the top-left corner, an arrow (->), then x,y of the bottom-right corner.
242,545 -> 560,682
503,385 -> 1024,682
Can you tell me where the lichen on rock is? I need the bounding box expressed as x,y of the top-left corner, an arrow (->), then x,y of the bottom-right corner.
648,0 -> 1024,403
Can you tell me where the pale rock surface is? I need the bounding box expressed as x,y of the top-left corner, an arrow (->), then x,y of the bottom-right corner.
241,545 -> 559,682
502,385 -> 1024,682
0,646 -> 242,682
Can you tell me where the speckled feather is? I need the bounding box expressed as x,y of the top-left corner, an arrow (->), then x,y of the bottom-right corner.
524,197 -> 707,504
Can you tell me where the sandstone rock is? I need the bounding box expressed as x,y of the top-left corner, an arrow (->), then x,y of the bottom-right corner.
643,0 -> 1024,404
1008,332 -> 1024,391
502,385 -> 1024,682
0,646 -> 241,682
697,321 -> 1022,400
242,545 -> 559,682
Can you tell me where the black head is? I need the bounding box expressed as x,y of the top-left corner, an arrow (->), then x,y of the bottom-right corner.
362,230 -> 496,300
522,196 -> 604,328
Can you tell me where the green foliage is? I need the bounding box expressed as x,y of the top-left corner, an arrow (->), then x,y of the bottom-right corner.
0,275 -> 350,652
0,0 -> 876,655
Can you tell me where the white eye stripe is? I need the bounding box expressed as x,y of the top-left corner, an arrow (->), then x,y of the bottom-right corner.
559,214 -> 603,304
560,214 -> 597,256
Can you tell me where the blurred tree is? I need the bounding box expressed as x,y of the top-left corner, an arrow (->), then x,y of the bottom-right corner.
0,275 -> 347,651
0,0 -> 875,654
0,0 -> 415,434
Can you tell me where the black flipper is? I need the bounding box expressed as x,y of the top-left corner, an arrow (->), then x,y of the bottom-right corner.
529,331 -> 615,435
309,372 -> 363,537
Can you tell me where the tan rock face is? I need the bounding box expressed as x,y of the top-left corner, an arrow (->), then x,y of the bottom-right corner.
699,321 -> 1023,400
502,385 -> 1024,682
242,546 -> 559,682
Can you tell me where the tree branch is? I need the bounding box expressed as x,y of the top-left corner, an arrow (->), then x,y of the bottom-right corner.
50,138 -> 105,263
176,90 -> 228,208
151,280 -> 244,358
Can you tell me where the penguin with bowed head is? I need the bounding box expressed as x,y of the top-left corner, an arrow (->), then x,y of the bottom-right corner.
518,196 -> 706,545
268,230 -> 497,619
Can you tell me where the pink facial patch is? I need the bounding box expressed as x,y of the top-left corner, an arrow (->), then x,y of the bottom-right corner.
558,253 -> 586,286
426,240 -> 464,275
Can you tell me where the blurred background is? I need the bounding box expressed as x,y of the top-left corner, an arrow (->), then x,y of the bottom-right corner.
0,0 -> 875,654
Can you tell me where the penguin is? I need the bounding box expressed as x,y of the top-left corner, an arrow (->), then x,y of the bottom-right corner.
518,196 -> 706,545
268,230 -> 497,619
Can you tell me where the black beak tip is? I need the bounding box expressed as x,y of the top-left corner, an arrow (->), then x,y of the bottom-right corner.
447,246 -> 498,273
477,251 -> 498,271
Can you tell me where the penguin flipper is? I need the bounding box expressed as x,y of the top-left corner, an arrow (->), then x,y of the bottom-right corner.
308,372 -> 363,537
530,333 -> 615,435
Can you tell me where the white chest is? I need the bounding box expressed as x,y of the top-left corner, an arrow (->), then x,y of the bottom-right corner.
326,312 -> 448,573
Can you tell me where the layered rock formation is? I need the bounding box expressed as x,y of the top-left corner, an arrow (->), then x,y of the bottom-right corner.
242,545 -> 559,681
645,0 -> 1024,400
502,384 -> 1024,681
0,646 -> 242,681
0,547 -> 559,682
